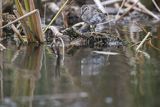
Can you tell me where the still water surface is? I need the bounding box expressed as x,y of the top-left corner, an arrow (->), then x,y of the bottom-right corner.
0,23 -> 160,107
0,42 -> 160,107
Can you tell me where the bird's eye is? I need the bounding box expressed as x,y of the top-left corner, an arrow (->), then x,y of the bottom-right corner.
81,5 -> 89,15
83,6 -> 89,12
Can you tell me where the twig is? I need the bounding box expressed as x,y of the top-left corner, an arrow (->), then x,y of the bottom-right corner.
116,0 -> 126,19
152,0 -> 160,13
124,2 -> 144,13
115,1 -> 138,21
1,9 -> 38,29
101,0 -> 122,5
130,0 -> 160,20
136,32 -> 151,51
129,38 -> 150,48
11,24 -> 24,43
93,51 -> 119,55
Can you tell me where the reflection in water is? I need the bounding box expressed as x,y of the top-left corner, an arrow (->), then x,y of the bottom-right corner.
11,45 -> 44,107
81,54 -> 107,76
0,52 -> 4,100
12,45 -> 43,78
0,44 -> 44,107
0,42 -> 159,107
64,47 -> 131,107
1,13 -> 160,107
54,55 -> 61,78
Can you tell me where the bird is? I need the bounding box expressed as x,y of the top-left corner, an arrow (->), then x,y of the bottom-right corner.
80,5 -> 106,25
80,5 -> 108,32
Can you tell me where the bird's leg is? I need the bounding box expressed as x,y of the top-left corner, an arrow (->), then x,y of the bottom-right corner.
79,23 -> 90,33
90,25 -> 96,32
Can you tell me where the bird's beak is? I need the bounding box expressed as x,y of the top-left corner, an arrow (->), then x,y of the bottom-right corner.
80,7 -> 88,18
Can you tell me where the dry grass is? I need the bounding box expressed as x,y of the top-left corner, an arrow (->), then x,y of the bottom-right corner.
14,0 -> 44,43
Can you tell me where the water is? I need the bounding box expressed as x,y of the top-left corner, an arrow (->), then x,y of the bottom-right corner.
0,37 -> 160,107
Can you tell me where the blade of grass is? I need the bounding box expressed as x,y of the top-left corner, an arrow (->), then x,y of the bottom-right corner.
15,0 -> 25,16
13,10 -> 35,42
14,0 -> 44,43
13,0 -> 45,43
28,0 -> 37,41
24,0 -> 30,11
14,0 -> 35,42
43,0 -> 70,33
34,10 -> 44,42
1,9 -> 37,29
11,24 -> 24,43
24,0 -> 34,33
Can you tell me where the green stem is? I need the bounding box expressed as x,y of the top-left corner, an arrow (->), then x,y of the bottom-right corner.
43,0 -> 70,33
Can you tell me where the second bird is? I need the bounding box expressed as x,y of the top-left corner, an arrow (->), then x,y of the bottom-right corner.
80,5 -> 107,25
